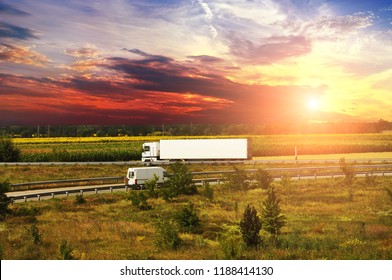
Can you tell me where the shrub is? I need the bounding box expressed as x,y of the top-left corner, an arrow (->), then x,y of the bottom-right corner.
225,166 -> 249,191
240,204 -> 262,247
281,174 -> 292,188
74,194 -> 86,204
218,226 -> 244,260
0,181 -> 12,220
175,202 -> 200,233
254,169 -> 273,189
260,187 -> 286,237
27,224 -> 42,245
385,187 -> 392,204
128,191 -> 152,210
163,162 -> 197,201
201,181 -> 214,201
154,219 -> 181,250
0,137 -> 20,162
339,158 -> 355,186
59,240 -> 75,260
145,174 -> 159,199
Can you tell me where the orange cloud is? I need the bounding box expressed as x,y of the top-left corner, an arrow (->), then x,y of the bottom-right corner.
0,44 -> 48,67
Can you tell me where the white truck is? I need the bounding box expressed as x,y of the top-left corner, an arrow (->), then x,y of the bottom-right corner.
125,167 -> 168,189
141,138 -> 251,162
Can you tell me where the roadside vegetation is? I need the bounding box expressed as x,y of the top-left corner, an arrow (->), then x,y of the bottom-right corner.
1,164 -> 391,260
4,133 -> 392,162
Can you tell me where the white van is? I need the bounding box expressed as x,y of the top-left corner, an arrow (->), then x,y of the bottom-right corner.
125,167 -> 168,189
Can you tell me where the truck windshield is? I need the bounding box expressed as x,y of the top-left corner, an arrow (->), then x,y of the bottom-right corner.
143,146 -> 150,152
128,171 -> 135,178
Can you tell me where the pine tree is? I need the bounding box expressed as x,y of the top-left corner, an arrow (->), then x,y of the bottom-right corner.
260,187 -> 286,237
240,204 -> 262,247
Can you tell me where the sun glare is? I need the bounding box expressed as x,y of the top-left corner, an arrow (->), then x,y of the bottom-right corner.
307,97 -> 320,111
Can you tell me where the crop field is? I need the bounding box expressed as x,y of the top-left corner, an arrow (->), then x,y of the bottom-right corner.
11,133 -> 392,162
1,175 -> 392,260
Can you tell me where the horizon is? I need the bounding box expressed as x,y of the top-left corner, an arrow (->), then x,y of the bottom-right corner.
1,0 -> 392,125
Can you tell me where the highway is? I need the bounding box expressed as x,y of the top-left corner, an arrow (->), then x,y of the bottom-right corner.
1,156 -> 392,167
6,167 -> 392,203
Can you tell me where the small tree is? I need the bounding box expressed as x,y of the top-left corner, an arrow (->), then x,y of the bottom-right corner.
59,240 -> 75,260
225,166 -> 249,191
0,181 -> 12,220
254,169 -> 273,189
218,226 -> 244,260
128,191 -> 152,210
201,181 -> 214,201
145,174 -> 159,198
175,202 -> 200,233
239,204 -> 262,247
154,219 -> 181,250
0,138 -> 20,162
339,158 -> 355,186
74,194 -> 86,204
260,187 -> 286,237
162,162 -> 197,201
27,223 -> 42,245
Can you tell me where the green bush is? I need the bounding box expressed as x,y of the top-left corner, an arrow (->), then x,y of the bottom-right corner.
175,202 -> 200,233
225,166 -> 249,191
201,181 -> 214,201
59,240 -> 75,260
240,204 -> 262,247
260,187 -> 286,237
128,191 -> 152,210
0,138 -> 20,162
27,224 -> 42,245
340,158 -> 355,186
385,187 -> 392,204
162,162 -> 197,201
74,194 -> 86,204
154,219 -> 181,250
218,226 -> 244,260
254,169 -> 273,189
0,181 -> 12,220
145,175 -> 159,199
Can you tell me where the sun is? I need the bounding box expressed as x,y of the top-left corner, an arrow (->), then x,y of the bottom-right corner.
307,97 -> 320,111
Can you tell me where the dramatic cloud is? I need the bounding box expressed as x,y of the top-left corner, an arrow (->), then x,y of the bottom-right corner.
0,0 -> 391,125
0,44 -> 48,66
0,21 -> 37,40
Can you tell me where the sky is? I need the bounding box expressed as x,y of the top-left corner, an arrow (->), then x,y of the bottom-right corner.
0,0 -> 392,125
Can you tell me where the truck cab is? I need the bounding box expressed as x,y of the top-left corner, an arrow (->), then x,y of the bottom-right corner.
142,142 -> 160,162
125,166 -> 168,189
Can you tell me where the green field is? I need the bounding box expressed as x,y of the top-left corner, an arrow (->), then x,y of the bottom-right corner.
1,175 -> 391,260
12,133 -> 392,162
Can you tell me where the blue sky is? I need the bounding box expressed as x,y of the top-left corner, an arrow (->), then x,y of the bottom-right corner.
1,0 -> 391,125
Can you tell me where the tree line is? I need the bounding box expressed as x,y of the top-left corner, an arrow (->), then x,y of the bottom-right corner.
1,119 -> 392,138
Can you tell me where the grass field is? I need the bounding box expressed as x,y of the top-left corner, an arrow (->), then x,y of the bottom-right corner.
1,175 -> 391,260
11,133 -> 392,162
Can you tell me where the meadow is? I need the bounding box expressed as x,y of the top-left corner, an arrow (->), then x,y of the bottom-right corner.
12,133 -> 392,162
1,175 -> 391,260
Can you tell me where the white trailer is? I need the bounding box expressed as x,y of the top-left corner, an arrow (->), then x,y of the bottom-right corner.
142,138 -> 251,162
125,167 -> 168,189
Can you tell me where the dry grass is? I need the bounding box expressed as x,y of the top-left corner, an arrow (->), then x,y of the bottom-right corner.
1,176 -> 392,260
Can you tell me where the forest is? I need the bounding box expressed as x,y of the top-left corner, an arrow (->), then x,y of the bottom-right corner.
1,119 -> 392,138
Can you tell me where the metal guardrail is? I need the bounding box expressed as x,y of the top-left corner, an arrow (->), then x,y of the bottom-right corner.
7,165 -> 392,203
10,177 -> 124,191
9,164 -> 392,191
